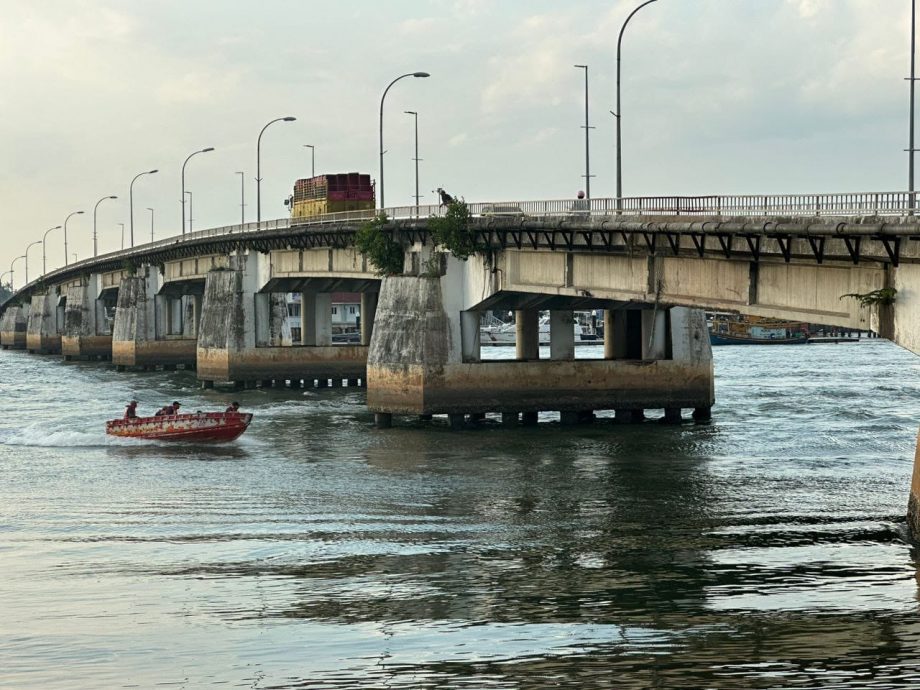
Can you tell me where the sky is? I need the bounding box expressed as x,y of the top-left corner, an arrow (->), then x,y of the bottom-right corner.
0,0 -> 915,285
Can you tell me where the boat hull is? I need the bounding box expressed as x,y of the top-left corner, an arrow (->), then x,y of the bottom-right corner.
105,412 -> 253,443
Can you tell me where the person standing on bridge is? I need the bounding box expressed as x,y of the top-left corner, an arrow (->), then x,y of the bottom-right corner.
572,190 -> 589,217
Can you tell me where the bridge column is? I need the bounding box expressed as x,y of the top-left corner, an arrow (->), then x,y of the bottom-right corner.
366,260 -> 715,429
360,292 -> 378,346
910,429 -> 920,540
549,310 -> 575,361
62,276 -> 112,360
642,309 -> 668,360
26,291 -> 62,355
515,309 -> 539,360
300,291 -> 333,346
112,268 -> 197,370
0,304 -> 29,350
197,255 -> 366,387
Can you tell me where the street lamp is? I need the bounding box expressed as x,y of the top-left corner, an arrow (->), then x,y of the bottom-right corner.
182,147 -> 214,235
256,116 -> 296,224
613,0 -> 658,208
303,144 -> 315,178
130,169 -> 158,247
42,225 -> 62,275
235,171 -> 245,224
379,72 -> 429,209
25,241 -> 41,283
404,110 -> 421,208
93,195 -> 117,257
146,207 -> 154,241
574,64 -> 594,199
10,256 -> 25,290
909,0 -> 917,212
184,191 -> 193,232
63,210 -> 84,266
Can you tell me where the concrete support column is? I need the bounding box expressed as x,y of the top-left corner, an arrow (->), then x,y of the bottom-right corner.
642,308 -> 668,360
460,310 -> 481,363
604,309 -> 629,359
515,309 -> 539,361
26,292 -> 62,355
113,270 -> 197,369
909,428 -> 920,539
360,292 -> 378,346
549,310 -> 575,361
63,278 -> 112,360
300,292 -> 333,346
0,305 -> 30,349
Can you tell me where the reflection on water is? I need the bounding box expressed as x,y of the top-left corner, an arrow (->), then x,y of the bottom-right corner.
0,341 -> 918,688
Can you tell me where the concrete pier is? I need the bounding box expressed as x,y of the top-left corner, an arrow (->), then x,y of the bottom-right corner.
0,304 -> 29,349
196,256 -> 368,386
26,292 -> 62,354
366,271 -> 714,427
62,278 -> 114,360
112,269 -> 197,369
909,428 -> 920,539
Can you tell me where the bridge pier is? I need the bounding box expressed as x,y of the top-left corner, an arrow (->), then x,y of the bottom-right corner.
61,277 -> 115,361
26,292 -> 63,354
112,269 -> 197,370
366,269 -> 714,429
0,304 -> 29,350
195,254 -> 367,387
911,429 -> 920,539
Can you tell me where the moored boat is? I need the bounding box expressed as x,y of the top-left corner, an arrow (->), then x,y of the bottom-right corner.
708,313 -> 809,346
106,412 -> 253,443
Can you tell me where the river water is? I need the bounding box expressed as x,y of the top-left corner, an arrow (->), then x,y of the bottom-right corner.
0,340 -> 918,689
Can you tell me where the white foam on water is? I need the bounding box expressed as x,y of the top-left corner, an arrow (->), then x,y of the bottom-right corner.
0,422 -> 157,448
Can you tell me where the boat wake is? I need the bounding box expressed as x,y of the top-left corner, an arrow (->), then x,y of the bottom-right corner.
0,423 -> 155,448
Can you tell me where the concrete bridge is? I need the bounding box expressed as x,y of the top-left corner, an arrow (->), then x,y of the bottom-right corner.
1,191 -> 919,527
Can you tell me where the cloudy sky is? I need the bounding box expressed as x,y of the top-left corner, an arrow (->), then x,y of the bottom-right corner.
0,0 -> 914,284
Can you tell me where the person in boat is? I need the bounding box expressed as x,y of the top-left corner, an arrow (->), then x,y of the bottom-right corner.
155,401 -> 182,416
225,401 -> 241,414
124,400 -> 138,420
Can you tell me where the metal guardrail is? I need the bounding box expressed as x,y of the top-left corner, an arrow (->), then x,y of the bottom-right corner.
8,191 -> 920,298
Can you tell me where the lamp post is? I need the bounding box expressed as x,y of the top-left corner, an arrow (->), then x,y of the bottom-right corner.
574,64 -> 594,199
235,171 -> 245,224
184,191 -> 193,232
256,116 -> 296,224
93,195 -> 117,257
613,0 -> 658,208
404,110 -> 420,208
303,144 -> 315,178
118,223 -> 125,250
42,226 -> 62,275
909,0 -> 917,212
130,169 -> 158,247
146,207 -> 154,241
181,147 -> 214,235
379,72 -> 429,209
63,211 -> 84,266
10,256 -> 25,290
25,241 -> 41,283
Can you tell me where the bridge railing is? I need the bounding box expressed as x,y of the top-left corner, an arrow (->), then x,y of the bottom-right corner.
8,191 -> 920,300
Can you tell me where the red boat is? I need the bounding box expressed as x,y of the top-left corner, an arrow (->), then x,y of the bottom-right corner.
105,412 -> 253,443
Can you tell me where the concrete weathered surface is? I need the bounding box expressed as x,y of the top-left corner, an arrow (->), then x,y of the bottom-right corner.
112,272 -> 196,368
26,293 -> 62,354
0,305 -> 29,349
61,281 -> 111,360
909,429 -> 920,539
197,261 -> 367,384
367,274 -> 714,416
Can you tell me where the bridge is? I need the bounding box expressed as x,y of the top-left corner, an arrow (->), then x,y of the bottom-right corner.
1,191 -> 919,530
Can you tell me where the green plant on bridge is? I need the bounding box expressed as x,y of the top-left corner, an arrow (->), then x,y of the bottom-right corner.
428,200 -> 480,260
354,213 -> 404,276
840,287 -> 897,307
